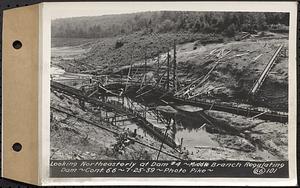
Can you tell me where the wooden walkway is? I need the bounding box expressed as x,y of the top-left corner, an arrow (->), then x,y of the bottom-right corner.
153,85 -> 287,123
168,95 -> 287,123
95,82 -> 288,123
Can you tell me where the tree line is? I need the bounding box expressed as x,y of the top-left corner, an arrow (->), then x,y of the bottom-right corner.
52,11 -> 289,38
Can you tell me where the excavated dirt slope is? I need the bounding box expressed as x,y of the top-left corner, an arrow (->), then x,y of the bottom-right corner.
175,33 -> 288,111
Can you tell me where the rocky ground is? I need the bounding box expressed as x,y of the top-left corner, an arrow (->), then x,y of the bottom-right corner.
201,110 -> 288,161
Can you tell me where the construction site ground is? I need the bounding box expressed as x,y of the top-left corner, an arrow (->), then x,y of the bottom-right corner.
51,31 -> 288,161
51,92 -> 181,160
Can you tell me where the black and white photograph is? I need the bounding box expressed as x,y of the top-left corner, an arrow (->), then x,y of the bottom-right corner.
50,10 -> 289,160
45,2 -> 296,182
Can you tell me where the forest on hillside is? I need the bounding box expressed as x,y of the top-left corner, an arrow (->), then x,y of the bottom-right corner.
52,11 -> 289,39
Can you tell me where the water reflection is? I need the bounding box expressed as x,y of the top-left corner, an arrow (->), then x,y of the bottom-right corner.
107,96 -> 219,152
173,110 -> 219,153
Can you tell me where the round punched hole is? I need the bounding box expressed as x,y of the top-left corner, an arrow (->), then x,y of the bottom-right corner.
12,143 -> 22,152
12,40 -> 22,49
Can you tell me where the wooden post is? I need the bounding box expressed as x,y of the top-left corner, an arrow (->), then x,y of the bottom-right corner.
157,53 -> 160,69
167,51 -> 170,91
156,127 -> 169,160
80,87 -> 86,109
105,75 -> 108,85
99,108 -> 102,121
50,112 -> 53,122
172,117 -> 176,139
180,138 -> 184,151
105,111 -> 108,122
173,40 -> 177,92
144,52 -> 147,84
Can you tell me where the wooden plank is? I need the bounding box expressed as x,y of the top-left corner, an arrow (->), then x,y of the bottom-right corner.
249,45 -> 283,95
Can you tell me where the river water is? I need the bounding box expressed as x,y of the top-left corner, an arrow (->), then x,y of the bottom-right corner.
106,96 -> 219,152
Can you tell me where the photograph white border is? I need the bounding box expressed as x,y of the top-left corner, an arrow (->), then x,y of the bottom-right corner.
39,1 -> 298,186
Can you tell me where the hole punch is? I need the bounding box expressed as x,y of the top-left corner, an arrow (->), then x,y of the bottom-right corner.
12,143 -> 22,152
12,40 -> 22,49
